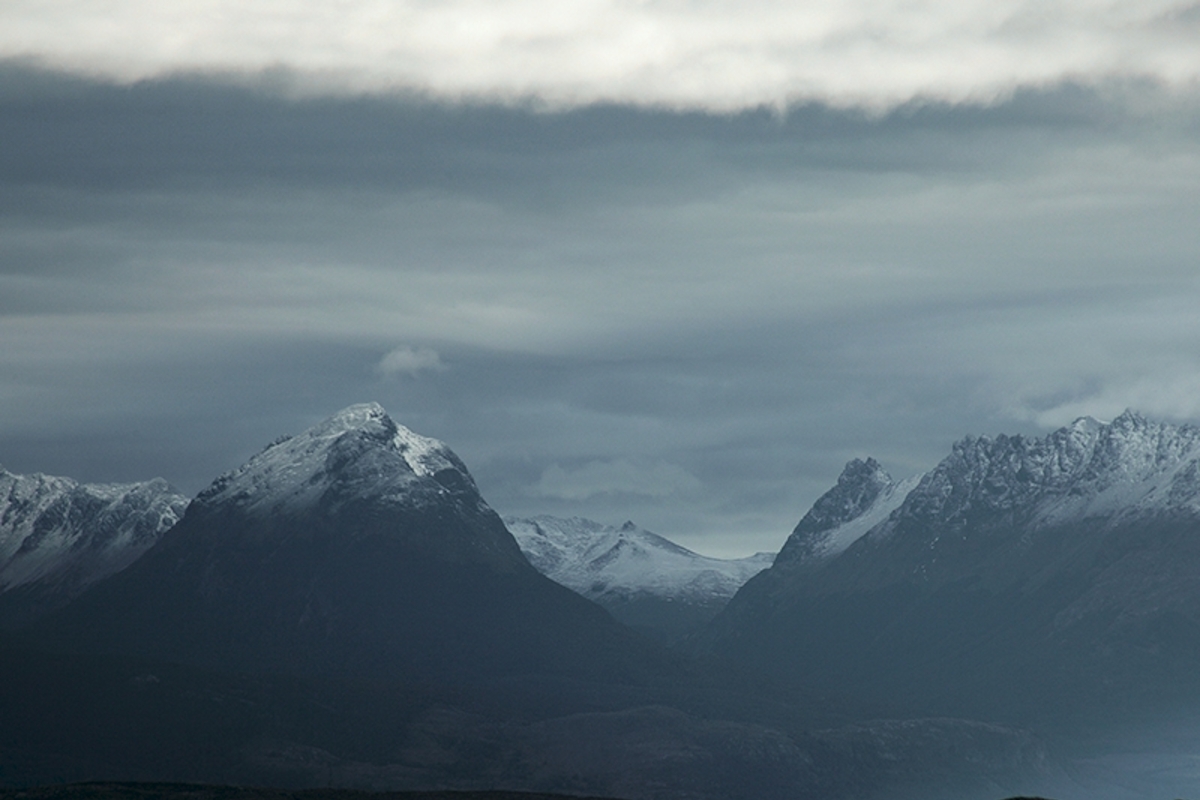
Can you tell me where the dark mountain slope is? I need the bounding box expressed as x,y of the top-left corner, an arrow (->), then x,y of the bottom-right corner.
0,786 -> 619,800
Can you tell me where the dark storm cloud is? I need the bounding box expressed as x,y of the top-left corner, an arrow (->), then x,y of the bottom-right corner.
0,65 -> 1158,203
2,65 -> 1199,554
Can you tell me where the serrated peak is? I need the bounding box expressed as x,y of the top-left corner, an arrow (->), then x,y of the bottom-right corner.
0,467 -> 188,606
775,457 -> 916,565
796,457 -> 895,536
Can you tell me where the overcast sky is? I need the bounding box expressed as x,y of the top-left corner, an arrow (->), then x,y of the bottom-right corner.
2,2 -> 1199,556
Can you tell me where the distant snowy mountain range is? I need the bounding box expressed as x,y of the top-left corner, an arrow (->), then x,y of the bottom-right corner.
10,406 -> 1200,654
0,468 -> 187,626
506,515 -> 773,639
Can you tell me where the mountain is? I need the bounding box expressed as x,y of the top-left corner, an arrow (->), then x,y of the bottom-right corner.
701,411 -> 1200,725
0,468 -> 187,627
774,457 -> 919,567
505,515 -> 773,640
32,403 -> 676,688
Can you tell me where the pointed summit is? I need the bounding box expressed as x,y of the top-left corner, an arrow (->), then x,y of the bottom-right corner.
195,403 -> 475,519
795,458 -> 894,534
1110,407 -> 1148,428
506,515 -> 772,641
776,458 -> 917,565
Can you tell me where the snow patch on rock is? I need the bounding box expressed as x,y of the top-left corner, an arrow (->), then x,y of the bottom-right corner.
777,458 -> 919,566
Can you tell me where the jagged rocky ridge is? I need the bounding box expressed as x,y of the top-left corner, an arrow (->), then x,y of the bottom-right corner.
506,515 -> 772,640
0,468 -> 187,627
703,410 -> 1200,724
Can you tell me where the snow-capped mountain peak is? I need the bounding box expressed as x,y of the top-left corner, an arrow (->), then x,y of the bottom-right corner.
194,403 -> 477,517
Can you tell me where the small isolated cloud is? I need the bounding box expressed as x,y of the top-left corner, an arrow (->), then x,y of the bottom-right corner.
530,459 -> 702,501
376,346 -> 444,378
1012,371 -> 1200,428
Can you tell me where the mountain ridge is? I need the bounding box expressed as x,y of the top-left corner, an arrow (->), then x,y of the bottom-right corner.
0,468 -> 187,627
701,410 -> 1200,724
775,457 -> 919,567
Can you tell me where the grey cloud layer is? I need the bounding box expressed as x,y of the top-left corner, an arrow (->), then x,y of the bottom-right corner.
4,1 -> 1200,109
2,67 -> 1199,554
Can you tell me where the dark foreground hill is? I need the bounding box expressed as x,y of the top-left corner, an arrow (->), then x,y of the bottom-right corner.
0,785 -> 1059,800
0,631 -> 1061,800
0,782 -> 1065,800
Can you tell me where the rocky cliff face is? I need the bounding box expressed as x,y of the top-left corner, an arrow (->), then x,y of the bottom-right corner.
881,410 -> 1200,536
